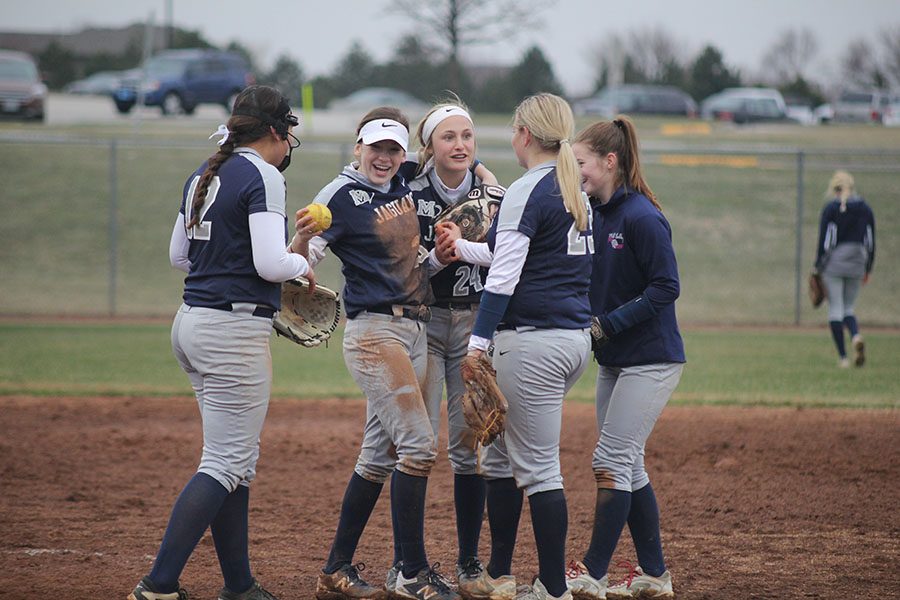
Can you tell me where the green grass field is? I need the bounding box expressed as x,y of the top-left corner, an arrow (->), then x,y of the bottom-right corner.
1,116 -> 897,325
1,321 -> 897,408
1,116 -> 897,408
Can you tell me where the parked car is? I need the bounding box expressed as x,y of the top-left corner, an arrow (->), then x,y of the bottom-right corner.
572,84 -> 698,117
328,87 -> 428,115
113,49 -> 254,115
0,49 -> 46,122
882,98 -> 900,127
700,87 -> 788,124
64,70 -> 130,96
783,95 -> 817,126
832,89 -> 893,123
813,103 -> 834,124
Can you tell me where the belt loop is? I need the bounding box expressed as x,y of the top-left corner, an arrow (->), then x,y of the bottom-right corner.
391,305 -> 403,319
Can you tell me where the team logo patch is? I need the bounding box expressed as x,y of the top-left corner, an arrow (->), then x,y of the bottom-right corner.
417,199 -> 440,218
608,233 -> 624,249
350,189 -> 374,206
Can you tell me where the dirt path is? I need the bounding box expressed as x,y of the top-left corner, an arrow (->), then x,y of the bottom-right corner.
1,396 -> 897,599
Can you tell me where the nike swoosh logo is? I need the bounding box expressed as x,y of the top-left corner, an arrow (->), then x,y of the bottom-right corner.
444,107 -> 454,112
381,122 -> 396,128
498,350 -> 510,356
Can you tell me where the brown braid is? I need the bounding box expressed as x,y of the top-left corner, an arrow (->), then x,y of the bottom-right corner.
575,115 -> 661,211
185,85 -> 290,230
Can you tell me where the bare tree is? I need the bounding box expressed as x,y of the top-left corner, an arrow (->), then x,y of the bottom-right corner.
840,39 -> 886,89
761,28 -> 819,84
627,27 -> 685,82
588,27 -> 686,91
389,0 -> 553,90
880,26 -> 900,88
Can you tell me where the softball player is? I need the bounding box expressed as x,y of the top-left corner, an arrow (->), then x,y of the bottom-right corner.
291,107 -> 458,600
127,86 -> 312,600
565,117 -> 685,600
443,93 -> 594,600
814,170 -> 875,368
391,99 -> 497,595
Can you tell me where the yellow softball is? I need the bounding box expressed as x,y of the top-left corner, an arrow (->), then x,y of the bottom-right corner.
306,203 -> 332,233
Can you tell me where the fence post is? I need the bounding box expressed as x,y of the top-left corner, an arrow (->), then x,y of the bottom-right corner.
108,139 -> 118,317
340,143 -> 349,171
794,150 -> 805,326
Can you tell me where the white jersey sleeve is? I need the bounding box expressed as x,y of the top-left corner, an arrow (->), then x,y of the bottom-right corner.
483,230 -> 530,295
169,213 -> 191,273
455,239 -> 494,267
249,212 -> 310,282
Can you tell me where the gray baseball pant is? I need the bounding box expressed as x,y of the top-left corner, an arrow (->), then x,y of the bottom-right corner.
481,327 -> 591,496
343,312 -> 436,483
171,303 -> 274,493
592,362 -> 683,491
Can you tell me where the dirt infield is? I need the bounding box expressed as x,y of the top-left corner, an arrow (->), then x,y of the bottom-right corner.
1,396 -> 898,599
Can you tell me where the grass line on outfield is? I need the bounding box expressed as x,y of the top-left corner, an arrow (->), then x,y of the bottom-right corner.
1,321 -> 898,408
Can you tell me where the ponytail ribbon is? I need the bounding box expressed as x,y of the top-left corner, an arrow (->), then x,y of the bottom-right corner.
208,124 -> 231,146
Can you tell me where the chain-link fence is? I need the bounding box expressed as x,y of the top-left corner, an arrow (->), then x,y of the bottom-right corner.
1,133 -> 896,326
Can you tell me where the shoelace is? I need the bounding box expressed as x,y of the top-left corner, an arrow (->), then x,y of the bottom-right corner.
565,560 -> 588,579
344,562 -> 368,584
424,563 -> 453,593
615,560 -> 640,588
460,557 -> 484,578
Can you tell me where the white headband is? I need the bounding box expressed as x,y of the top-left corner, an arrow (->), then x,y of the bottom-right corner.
421,106 -> 473,144
357,118 -> 409,151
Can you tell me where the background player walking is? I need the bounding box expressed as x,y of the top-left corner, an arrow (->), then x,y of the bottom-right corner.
813,170 -> 876,368
565,116 -> 685,600
127,85 -> 312,600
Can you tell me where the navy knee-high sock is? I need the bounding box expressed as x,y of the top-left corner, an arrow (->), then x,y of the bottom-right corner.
843,315 -> 859,338
324,473 -> 384,573
829,320 -> 846,357
583,488 -> 632,580
210,485 -> 252,594
455,473 -> 486,563
627,483 -> 666,577
149,472 -> 230,593
390,472 -> 402,567
529,490 -> 568,597
394,471 -> 429,577
485,477 -> 523,579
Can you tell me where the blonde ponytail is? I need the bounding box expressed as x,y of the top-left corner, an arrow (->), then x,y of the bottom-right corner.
557,139 -> 588,231
513,93 -> 588,231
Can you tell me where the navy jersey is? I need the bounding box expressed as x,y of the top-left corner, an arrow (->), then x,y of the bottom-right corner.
409,165 -> 486,304
314,165 -> 431,318
487,163 -> 592,329
590,186 -> 685,366
180,148 -> 287,310
815,197 -> 875,276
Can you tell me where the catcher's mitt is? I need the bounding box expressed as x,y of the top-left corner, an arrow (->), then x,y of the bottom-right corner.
460,353 -> 508,447
273,277 -> 341,347
434,184 -> 505,242
808,272 -> 826,308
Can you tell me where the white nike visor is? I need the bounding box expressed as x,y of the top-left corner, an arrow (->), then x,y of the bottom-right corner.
357,118 -> 409,152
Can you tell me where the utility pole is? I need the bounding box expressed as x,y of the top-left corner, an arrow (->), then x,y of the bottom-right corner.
164,0 -> 173,48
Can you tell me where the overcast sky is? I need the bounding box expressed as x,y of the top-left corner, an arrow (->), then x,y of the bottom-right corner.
3,0 -> 899,96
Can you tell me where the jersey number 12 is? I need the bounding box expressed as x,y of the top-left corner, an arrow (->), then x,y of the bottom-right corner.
184,176 -> 221,240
